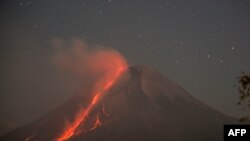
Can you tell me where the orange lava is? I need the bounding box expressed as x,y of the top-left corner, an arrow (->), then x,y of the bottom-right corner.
25,134 -> 36,141
56,57 -> 127,141
102,105 -> 109,117
89,115 -> 102,131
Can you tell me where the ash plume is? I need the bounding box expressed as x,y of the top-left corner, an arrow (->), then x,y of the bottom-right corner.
52,38 -> 128,95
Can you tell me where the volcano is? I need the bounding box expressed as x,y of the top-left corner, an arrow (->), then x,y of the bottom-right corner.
1,66 -> 236,141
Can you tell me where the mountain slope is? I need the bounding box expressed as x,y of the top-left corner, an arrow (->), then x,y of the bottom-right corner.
1,66 -> 236,141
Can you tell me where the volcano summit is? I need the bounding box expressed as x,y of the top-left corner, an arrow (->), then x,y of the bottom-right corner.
1,66 -> 236,141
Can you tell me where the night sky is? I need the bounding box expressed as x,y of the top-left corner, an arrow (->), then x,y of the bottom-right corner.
1,0 -> 250,127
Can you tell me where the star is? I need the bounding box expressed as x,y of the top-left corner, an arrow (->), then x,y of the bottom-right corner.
231,46 -> 235,50
33,25 -> 38,29
138,33 -> 142,38
175,59 -> 179,64
28,50 -> 33,55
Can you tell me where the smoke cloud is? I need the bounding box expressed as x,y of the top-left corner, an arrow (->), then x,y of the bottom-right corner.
52,38 -> 128,95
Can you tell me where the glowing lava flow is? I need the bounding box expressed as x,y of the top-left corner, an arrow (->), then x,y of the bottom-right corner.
56,60 -> 127,141
89,115 -> 102,131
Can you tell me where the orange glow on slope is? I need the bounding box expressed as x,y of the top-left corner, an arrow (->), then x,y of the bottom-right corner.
89,115 -> 102,131
25,134 -> 36,141
56,55 -> 127,141
102,105 -> 109,117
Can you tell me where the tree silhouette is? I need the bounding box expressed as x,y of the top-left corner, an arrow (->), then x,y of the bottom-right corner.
236,72 -> 250,123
